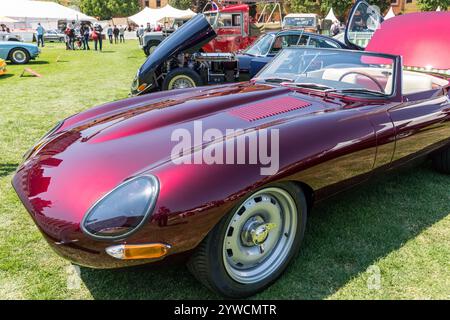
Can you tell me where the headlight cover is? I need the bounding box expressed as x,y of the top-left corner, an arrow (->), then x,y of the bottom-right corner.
81,175 -> 159,240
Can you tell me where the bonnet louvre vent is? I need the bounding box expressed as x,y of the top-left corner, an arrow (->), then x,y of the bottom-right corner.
229,96 -> 311,122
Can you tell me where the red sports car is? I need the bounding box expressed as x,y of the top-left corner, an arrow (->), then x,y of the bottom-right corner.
12,1 -> 450,297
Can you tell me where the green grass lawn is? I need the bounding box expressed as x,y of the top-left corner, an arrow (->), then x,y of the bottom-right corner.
0,41 -> 449,300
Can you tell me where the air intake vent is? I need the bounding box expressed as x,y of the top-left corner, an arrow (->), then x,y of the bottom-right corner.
229,96 -> 311,122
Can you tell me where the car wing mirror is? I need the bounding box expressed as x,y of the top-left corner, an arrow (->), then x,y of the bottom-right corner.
345,0 -> 383,50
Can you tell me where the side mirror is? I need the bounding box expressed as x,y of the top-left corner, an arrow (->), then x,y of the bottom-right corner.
345,0 -> 383,50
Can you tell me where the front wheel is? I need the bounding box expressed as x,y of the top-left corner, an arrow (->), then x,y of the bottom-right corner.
162,67 -> 202,91
144,40 -> 161,56
187,183 -> 307,298
9,48 -> 30,64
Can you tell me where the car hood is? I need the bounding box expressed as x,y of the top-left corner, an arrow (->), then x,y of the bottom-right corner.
0,41 -> 36,48
138,14 -> 216,85
366,12 -> 450,71
12,82 -> 328,232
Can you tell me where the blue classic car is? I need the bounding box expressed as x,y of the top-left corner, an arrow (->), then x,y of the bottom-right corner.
0,41 -> 40,64
237,30 -> 348,78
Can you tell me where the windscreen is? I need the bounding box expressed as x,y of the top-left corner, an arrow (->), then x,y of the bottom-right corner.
255,48 -> 397,97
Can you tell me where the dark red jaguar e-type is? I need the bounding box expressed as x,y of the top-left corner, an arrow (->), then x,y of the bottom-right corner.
12,1 -> 450,297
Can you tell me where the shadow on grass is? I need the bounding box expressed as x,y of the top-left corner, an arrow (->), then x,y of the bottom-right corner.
80,162 -> 450,299
0,163 -> 18,177
27,61 -> 50,65
0,74 -> 15,79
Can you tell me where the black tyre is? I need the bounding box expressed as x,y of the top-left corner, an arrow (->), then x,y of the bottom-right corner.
187,182 -> 308,298
162,68 -> 202,91
432,146 -> 450,174
9,48 -> 30,64
144,40 -> 161,56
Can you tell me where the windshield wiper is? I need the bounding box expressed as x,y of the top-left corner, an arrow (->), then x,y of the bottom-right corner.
328,88 -> 388,97
261,77 -> 295,83
282,82 -> 333,91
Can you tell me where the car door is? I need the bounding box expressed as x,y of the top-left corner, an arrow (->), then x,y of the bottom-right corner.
308,36 -> 343,49
214,11 -> 244,52
388,93 -> 450,166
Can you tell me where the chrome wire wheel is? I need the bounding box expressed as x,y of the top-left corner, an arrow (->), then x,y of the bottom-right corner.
12,49 -> 27,64
168,75 -> 196,89
222,187 -> 298,284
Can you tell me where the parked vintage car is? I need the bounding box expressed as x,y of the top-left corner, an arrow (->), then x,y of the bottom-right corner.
141,17 -> 191,56
131,14 -> 240,94
43,29 -> 65,42
0,58 -> 6,75
12,1 -> 450,298
237,29 -> 348,79
0,30 -> 22,42
0,41 -> 39,64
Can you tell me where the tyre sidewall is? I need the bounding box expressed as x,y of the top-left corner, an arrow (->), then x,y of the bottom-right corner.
162,68 -> 202,91
204,182 -> 307,298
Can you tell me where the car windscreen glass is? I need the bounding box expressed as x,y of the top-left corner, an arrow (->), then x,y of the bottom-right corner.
284,17 -> 316,27
244,33 -> 274,56
255,48 -> 397,97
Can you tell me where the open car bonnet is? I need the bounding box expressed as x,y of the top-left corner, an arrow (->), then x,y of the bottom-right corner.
138,14 -> 217,85
345,0 -> 450,74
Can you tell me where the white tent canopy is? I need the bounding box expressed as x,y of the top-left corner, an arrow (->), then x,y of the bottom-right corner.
436,6 -> 441,11
325,8 -> 339,22
129,4 -> 196,27
384,7 -> 396,20
0,0 -> 96,29
0,16 -> 18,23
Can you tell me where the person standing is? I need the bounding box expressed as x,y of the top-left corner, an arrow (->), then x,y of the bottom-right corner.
137,25 -> 144,45
113,25 -> 119,44
119,25 -> 125,43
330,20 -> 340,36
82,25 -> 90,50
93,23 -> 103,51
36,23 -> 45,47
107,25 -> 113,44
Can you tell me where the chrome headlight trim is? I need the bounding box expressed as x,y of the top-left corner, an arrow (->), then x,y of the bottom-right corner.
81,174 -> 160,241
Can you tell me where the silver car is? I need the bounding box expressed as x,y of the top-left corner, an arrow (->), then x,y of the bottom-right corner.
43,30 -> 65,42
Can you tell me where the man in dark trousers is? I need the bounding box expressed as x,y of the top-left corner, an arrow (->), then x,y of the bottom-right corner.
81,25 -> 90,50
113,25 -> 119,44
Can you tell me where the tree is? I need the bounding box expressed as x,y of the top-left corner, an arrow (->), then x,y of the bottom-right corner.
371,0 -> 391,14
319,0 -> 353,20
192,0 -> 210,13
169,0 -> 192,10
417,0 -> 449,11
288,0 -> 321,14
79,0 -> 140,20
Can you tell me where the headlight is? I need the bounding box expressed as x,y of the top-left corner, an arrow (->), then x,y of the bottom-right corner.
130,75 -> 139,92
81,175 -> 159,240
